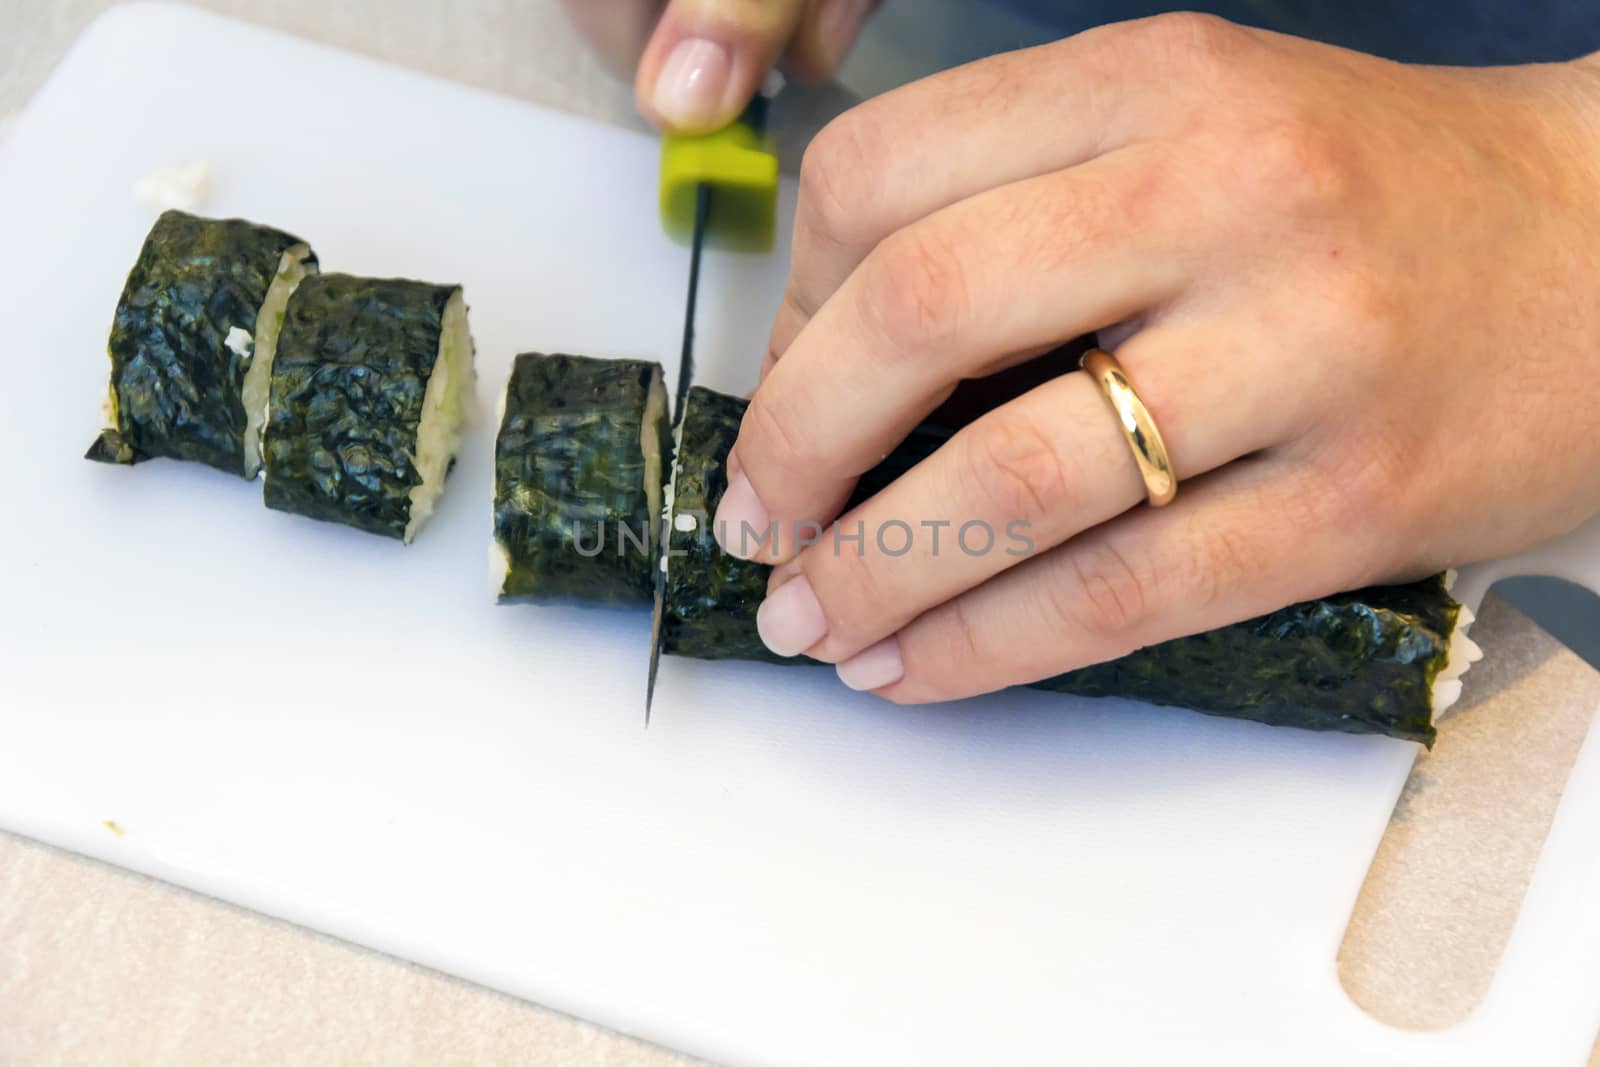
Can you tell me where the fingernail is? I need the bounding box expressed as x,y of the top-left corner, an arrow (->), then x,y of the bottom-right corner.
652,37 -> 731,130
837,638 -> 905,692
756,576 -> 828,658
714,472 -> 770,560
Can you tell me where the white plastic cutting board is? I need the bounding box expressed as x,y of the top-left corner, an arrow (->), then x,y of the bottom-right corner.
2,7 -> 1598,1065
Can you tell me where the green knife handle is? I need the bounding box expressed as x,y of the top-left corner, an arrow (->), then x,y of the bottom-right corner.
659,114 -> 779,254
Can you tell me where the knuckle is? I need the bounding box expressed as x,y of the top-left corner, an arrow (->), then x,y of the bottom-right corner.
810,534 -> 887,650
767,287 -> 812,361
740,386 -> 809,480
1236,116 -> 1361,218
1300,438 -> 1419,567
798,111 -> 884,250
899,596 -> 988,702
1049,538 -> 1152,647
1325,267 -> 1408,354
865,224 -> 973,358
962,413 -> 1073,527
1116,11 -> 1239,70
1174,526 -> 1241,614
946,594 -> 985,666
1333,443 -> 1413,526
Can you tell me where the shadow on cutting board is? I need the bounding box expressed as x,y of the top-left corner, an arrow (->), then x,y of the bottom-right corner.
1499,575 -> 1600,669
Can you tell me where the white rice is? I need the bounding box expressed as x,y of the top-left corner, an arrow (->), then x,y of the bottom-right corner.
488,359 -> 517,599
1431,570 -> 1484,717
640,367 -> 667,558
241,244 -> 315,479
658,410 -> 688,583
224,326 -> 254,359
132,161 -> 211,212
403,288 -> 475,544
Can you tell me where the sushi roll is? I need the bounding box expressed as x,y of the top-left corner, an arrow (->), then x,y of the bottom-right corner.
661,386 -> 950,663
262,274 -> 475,542
660,386 -> 786,663
661,386 -> 1479,744
1031,576 -> 1480,745
491,353 -> 669,604
87,210 -> 318,477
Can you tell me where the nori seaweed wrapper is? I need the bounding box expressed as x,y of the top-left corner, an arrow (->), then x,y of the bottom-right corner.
664,387 -> 1460,743
662,387 -> 782,663
262,273 -> 459,540
494,353 -> 668,604
661,386 -> 949,663
88,210 -> 315,476
1031,581 -> 1458,745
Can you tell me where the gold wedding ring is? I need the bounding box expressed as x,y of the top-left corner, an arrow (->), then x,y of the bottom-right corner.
1081,348 -> 1176,508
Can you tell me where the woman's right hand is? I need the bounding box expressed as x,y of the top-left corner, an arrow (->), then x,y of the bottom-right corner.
562,0 -> 879,133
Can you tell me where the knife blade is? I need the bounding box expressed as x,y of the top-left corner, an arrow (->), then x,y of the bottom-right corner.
645,94 -> 780,723
647,181 -> 712,724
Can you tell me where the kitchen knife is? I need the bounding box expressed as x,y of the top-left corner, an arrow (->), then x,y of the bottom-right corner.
647,97 -> 780,722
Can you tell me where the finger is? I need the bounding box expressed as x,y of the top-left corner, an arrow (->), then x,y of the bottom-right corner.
761,285 -> 810,381
721,143 -> 1206,563
774,15 -> 1232,363
562,0 -> 665,81
1097,316 -> 1145,352
637,0 -> 808,133
839,458 -> 1383,702
753,321 -> 1297,664
782,0 -> 881,83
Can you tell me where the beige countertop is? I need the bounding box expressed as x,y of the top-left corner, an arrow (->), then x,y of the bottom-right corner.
3,3 -> 1598,1064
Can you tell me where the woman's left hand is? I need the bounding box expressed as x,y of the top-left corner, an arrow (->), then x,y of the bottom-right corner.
715,14 -> 1600,699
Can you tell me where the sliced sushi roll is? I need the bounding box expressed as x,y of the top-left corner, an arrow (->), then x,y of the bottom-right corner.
491,353 -> 668,604
660,387 -> 784,663
262,274 -> 475,542
1030,576 -> 1480,745
661,386 -> 1478,744
661,386 -> 950,663
87,210 -> 318,477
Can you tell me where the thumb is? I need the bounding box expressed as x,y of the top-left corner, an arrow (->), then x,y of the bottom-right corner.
636,0 -> 808,133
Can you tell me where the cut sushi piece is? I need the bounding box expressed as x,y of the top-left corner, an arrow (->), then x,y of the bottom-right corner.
661,386 -> 1477,744
660,386 -> 950,663
491,353 -> 669,604
262,274 -> 475,542
660,387 -> 786,663
87,210 -> 318,477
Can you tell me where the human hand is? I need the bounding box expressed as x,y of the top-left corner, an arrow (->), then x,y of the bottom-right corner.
716,14 -> 1600,700
562,0 -> 879,133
